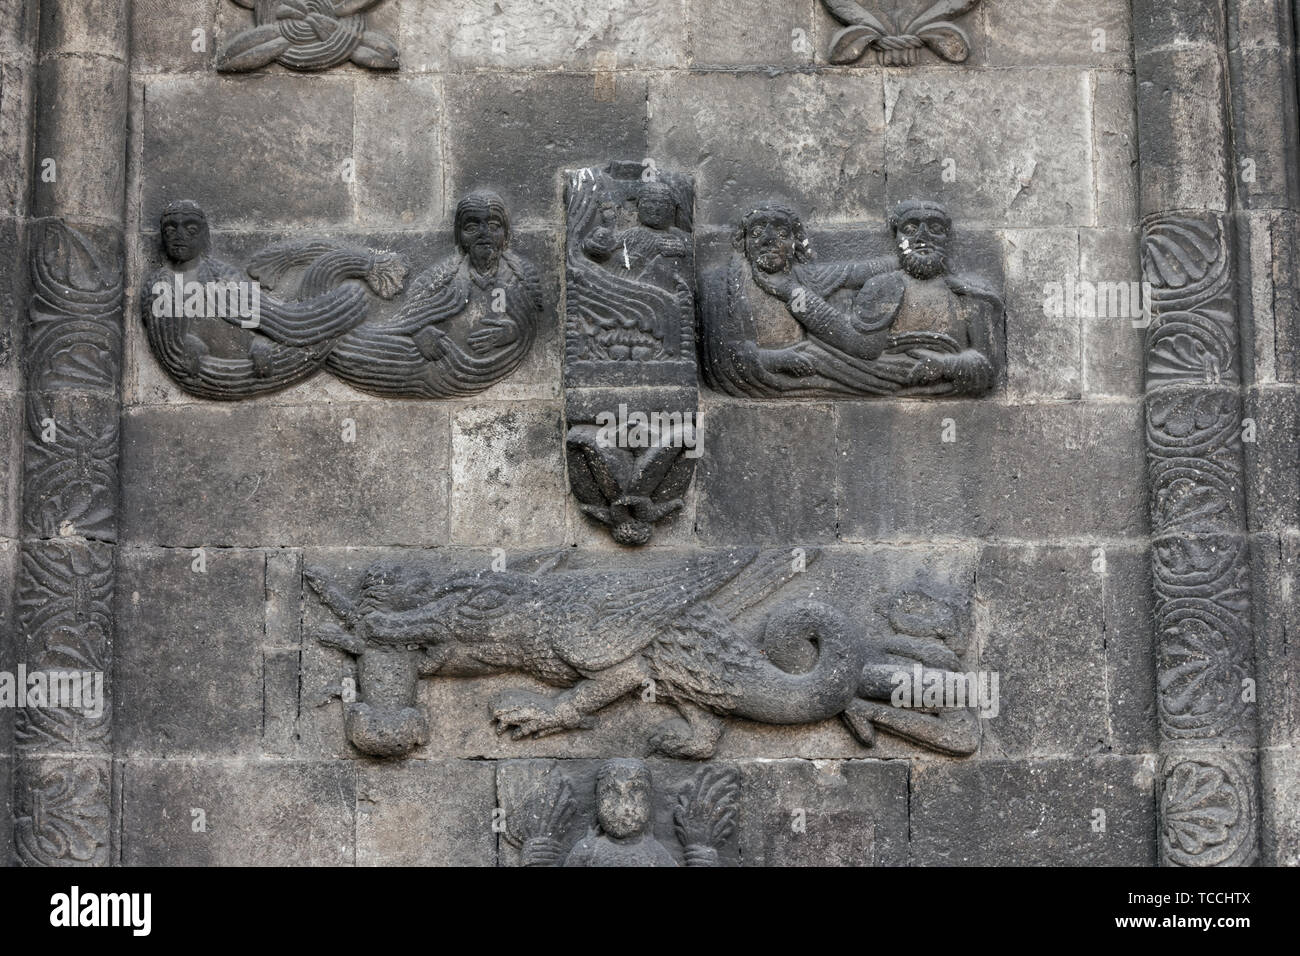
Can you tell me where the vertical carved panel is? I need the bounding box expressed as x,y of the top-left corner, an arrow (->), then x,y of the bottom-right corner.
12,220 -> 121,866
1141,211 -> 1259,866
563,162 -> 699,546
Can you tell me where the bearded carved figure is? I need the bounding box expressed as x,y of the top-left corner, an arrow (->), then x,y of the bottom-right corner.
698,198 -> 1004,399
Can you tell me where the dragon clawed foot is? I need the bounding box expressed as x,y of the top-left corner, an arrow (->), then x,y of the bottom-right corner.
491,691 -> 591,740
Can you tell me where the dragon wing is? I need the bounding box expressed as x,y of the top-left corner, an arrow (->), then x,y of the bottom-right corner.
552,549 -> 759,672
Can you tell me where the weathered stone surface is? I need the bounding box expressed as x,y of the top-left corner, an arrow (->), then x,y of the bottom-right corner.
121,759 -> 355,865
1251,531 -> 1299,750
1000,228 -> 1082,399
837,401 -> 1146,540
116,548 -> 266,757
911,755 -> 1158,865
1244,385 -> 1299,532
1133,49 -> 1229,212
739,758 -> 908,866
131,0 -> 217,73
122,403 -> 451,547
443,73 -> 649,222
142,76 -> 355,227
353,77 -> 443,228
977,544 -> 1110,757
1261,747 -> 1300,866
882,70 -> 1093,229
1091,70 -> 1139,229
1101,544 -> 1158,755
357,760 -> 496,866
0,391 -> 18,539
1079,226 -> 1144,397
450,403 -> 565,546
695,402 -> 838,545
649,72 -> 886,228
982,0 -> 1131,68
688,0 -> 815,68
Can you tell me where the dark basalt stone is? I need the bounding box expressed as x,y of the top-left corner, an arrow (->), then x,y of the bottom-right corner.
698,198 -> 1004,399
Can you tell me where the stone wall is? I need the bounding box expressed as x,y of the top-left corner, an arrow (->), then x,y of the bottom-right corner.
3,0 -> 1293,866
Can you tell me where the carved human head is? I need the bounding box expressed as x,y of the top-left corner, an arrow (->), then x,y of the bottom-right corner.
636,181 -> 676,230
889,199 -> 951,279
159,200 -> 210,266
595,758 -> 653,839
455,190 -> 510,274
734,202 -> 812,275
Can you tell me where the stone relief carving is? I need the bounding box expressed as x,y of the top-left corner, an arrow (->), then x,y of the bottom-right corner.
1140,212 -> 1259,867
699,199 -> 1003,398
141,194 -> 542,399
327,190 -> 544,398
306,549 -> 979,759
564,162 -> 699,545
217,0 -> 399,72
14,220 -> 123,867
502,760 -> 739,867
821,1 -> 983,66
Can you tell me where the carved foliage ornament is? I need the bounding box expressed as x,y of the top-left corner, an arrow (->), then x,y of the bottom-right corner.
1141,211 -> 1258,867
218,0 -> 398,72
821,0 -> 982,66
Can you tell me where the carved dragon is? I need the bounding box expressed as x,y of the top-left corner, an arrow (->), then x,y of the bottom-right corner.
306,549 -> 978,759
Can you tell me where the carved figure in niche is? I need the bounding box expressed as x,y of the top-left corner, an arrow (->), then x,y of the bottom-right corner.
564,162 -> 699,547
699,198 -> 1003,398
306,549 -> 978,759
325,190 -> 543,398
565,166 -> 695,364
821,1 -> 983,66
217,0 -> 399,72
506,761 -> 738,867
140,200 -> 407,400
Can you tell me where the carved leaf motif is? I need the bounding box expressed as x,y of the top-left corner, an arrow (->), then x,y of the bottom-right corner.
829,25 -> 883,64
915,22 -> 971,62
822,0 -> 891,33
907,0 -> 982,31
216,23 -> 292,71
1162,762 -> 1240,855
1142,218 -> 1221,290
352,29 -> 400,69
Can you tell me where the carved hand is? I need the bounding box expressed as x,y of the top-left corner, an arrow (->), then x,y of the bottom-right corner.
765,346 -> 817,378
907,348 -> 950,386
750,266 -> 794,301
468,319 -> 517,354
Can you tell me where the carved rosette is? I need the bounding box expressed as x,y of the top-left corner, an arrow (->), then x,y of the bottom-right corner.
13,220 -> 122,866
1141,211 -> 1258,867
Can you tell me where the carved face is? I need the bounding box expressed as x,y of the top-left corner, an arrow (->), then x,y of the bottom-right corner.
744,213 -> 798,275
894,211 -> 950,279
595,762 -> 653,838
456,203 -> 508,274
637,188 -> 674,230
161,213 -> 209,265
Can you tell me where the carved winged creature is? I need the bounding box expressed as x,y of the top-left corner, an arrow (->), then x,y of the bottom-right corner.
306,550 -> 979,759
